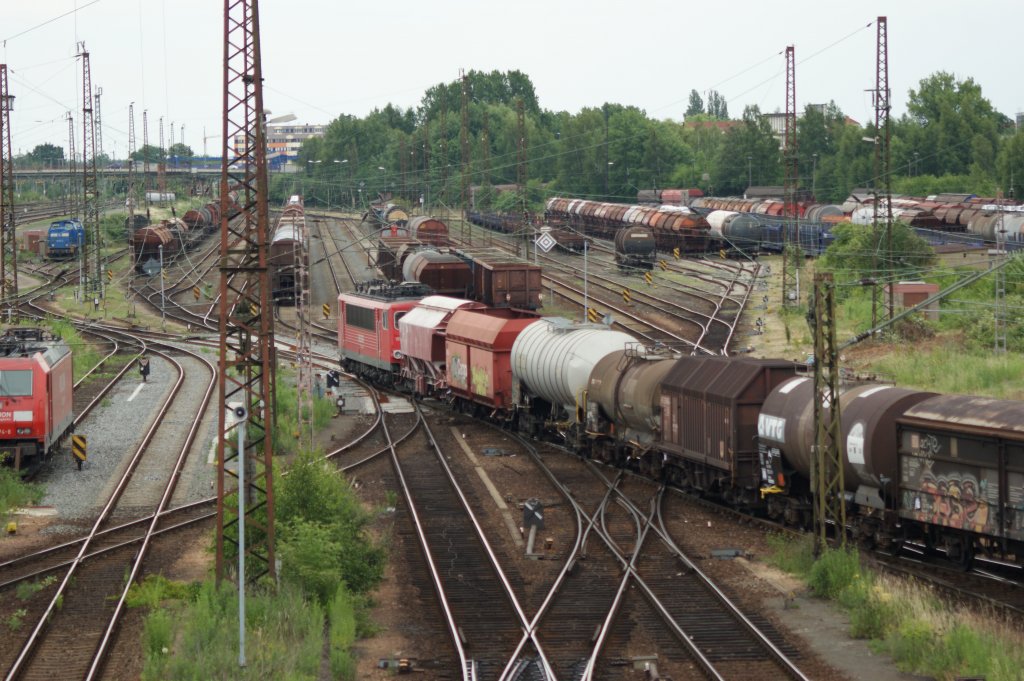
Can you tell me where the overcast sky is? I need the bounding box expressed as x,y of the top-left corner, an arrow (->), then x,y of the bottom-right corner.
3,1 -> 1021,160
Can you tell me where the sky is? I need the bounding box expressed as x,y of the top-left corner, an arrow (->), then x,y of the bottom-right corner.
2,0 -> 1022,160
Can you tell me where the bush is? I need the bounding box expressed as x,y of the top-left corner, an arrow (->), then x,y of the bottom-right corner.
276,453 -> 385,594
143,609 -> 173,659
807,547 -> 860,600
277,520 -> 343,606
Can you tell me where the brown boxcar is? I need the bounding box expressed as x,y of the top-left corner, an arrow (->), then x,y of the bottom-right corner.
659,356 -> 799,503
403,250 -> 473,296
465,250 -> 543,310
445,308 -> 539,411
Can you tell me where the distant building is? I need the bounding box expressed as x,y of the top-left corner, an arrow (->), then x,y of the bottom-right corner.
762,107 -> 859,147
232,123 -> 326,170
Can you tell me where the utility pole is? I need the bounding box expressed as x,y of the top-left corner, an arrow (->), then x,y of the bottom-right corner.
516,97 -> 527,217
603,103 -> 610,199
459,68 -> 470,243
871,16 -> 894,326
812,272 -> 845,554
79,42 -> 102,298
158,116 -> 167,197
421,121 -> 429,211
143,110 -> 151,216
0,64 -> 17,307
67,112 -> 77,217
127,103 -> 137,230
440,100 -> 448,207
994,189 -> 1007,353
94,86 -> 103,159
399,136 -> 407,203
782,45 -> 799,308
480,109 -> 490,189
292,205 -> 312,451
216,0 -> 277,587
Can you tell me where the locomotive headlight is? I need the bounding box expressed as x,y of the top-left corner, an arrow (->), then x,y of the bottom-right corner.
16,428 -> 30,435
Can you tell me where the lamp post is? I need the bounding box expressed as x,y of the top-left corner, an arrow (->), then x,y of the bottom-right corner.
158,244 -> 165,329
747,155 -> 752,194
333,159 -> 347,211
377,166 -> 386,196
583,238 -> 588,322
811,153 -> 818,199
913,152 -> 919,177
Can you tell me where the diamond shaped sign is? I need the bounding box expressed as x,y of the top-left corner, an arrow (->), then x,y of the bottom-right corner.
535,232 -> 557,253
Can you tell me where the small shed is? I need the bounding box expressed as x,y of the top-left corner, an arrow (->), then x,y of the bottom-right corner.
885,281 -> 940,320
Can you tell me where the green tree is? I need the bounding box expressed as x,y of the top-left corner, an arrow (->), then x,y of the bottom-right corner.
130,144 -> 164,163
685,89 -> 704,118
818,221 -> 935,279
996,129 -> 1024,199
712,105 -> 778,195
22,143 -> 65,168
706,90 -> 729,120
901,72 -> 1002,178
167,143 -> 193,160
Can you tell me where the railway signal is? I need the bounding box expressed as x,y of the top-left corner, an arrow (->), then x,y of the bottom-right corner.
72,434 -> 87,470
322,303 -> 330,319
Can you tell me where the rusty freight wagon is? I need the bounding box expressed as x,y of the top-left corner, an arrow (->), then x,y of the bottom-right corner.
462,249 -> 543,310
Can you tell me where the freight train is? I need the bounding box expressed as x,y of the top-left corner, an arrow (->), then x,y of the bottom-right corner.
544,198 -> 712,254
0,328 -> 74,472
269,196 -> 306,304
131,192 -> 241,274
467,212 -> 588,253
337,291 -> 1024,570
370,217 -> 544,310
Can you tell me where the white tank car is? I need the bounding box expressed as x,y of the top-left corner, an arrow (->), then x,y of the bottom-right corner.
511,317 -> 636,421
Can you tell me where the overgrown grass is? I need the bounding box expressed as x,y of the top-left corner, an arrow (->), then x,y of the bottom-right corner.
45,319 -> 104,384
139,449 -> 386,678
869,343 -> 1024,399
272,380 -> 337,456
768,536 -> 1024,680
0,467 -> 43,519
140,582 -> 324,681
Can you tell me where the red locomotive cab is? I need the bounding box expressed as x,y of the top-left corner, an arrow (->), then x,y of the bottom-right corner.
337,284 -> 430,382
0,331 -> 74,470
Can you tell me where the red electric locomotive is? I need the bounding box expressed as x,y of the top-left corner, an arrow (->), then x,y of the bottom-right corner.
337,282 -> 432,386
0,328 -> 74,471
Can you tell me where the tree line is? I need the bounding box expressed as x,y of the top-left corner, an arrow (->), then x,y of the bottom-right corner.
294,69 -> 1023,211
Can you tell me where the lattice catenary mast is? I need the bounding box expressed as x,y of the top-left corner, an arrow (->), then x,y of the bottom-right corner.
871,15 -> 894,327
94,86 -> 103,158
66,112 -> 77,216
0,65 -> 17,306
782,45 -> 799,307
79,42 -> 102,297
459,68 -> 470,243
142,110 -> 151,215
158,116 -> 167,196
812,272 -> 845,554
127,104 -> 137,228
215,0 -> 277,585
294,210 -> 313,452
516,97 -> 527,216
